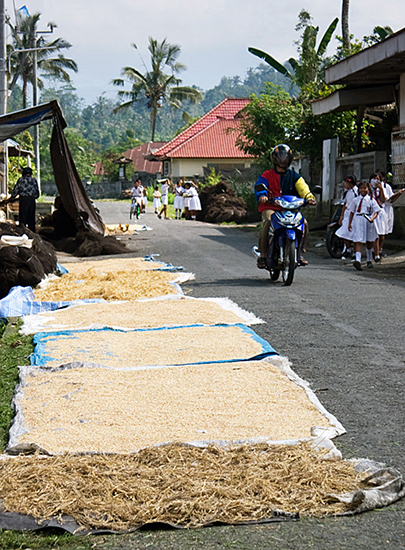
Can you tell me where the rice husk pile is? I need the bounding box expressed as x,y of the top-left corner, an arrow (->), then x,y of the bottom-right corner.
16,361 -> 330,453
33,325 -> 265,368
34,268 -> 179,301
0,444 -> 366,531
31,298 -> 246,331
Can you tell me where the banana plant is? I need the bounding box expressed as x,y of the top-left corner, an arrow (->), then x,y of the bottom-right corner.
248,17 -> 339,88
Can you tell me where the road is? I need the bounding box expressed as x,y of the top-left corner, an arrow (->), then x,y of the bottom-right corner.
95,202 -> 405,550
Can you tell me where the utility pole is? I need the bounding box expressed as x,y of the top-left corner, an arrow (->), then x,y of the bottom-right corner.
31,27 -> 40,193
31,24 -> 54,195
0,0 -> 8,195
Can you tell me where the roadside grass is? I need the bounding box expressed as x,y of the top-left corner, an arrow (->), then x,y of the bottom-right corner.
0,319 -> 94,549
0,530 -> 93,550
0,318 -> 33,450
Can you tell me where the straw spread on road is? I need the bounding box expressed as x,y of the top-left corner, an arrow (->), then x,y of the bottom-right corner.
0,444 -> 364,531
17,361 -> 330,454
27,298 -> 249,331
2,254 -> 363,530
35,268 -> 179,301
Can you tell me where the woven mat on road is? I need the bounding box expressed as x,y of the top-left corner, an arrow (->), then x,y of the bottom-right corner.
21,297 -> 263,334
10,360 -> 334,454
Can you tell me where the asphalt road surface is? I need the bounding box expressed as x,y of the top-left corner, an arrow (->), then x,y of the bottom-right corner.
95,203 -> 405,550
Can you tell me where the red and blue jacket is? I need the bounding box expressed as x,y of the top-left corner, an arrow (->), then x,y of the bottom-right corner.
254,168 -> 314,212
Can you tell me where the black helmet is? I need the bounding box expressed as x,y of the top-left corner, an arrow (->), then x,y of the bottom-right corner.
271,144 -> 293,169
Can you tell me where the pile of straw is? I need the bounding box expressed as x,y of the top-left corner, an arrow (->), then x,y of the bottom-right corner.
35,268 -> 178,301
0,443 -> 365,531
63,257 -> 162,274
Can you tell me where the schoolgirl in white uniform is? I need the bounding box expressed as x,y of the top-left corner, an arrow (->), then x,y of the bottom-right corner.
369,173 -> 386,260
142,187 -> 148,212
152,186 -> 161,214
348,181 -> 380,270
335,175 -> 358,259
158,178 -> 171,219
173,181 -> 184,219
183,182 -> 201,220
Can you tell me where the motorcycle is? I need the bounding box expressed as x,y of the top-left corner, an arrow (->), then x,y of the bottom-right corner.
325,199 -> 344,259
253,194 -> 308,286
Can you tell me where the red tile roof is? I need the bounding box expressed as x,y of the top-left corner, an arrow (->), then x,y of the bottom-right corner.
151,98 -> 254,159
123,141 -> 166,172
93,141 -> 166,176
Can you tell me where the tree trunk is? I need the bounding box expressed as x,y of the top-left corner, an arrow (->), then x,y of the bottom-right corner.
22,78 -> 27,109
342,0 -> 350,52
150,107 -> 157,141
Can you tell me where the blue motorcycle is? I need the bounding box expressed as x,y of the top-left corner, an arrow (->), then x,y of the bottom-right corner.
254,195 -> 307,286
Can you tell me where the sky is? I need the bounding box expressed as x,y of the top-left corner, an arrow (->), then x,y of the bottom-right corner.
5,0 -> 405,106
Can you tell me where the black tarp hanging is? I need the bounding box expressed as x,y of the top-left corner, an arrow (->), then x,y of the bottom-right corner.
50,109 -> 104,235
0,101 -> 104,235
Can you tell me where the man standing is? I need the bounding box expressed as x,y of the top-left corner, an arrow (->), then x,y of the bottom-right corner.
9,167 -> 40,232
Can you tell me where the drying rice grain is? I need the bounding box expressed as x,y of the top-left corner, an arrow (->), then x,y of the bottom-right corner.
32,325 -> 267,369
29,298 -> 246,331
16,361 -> 330,453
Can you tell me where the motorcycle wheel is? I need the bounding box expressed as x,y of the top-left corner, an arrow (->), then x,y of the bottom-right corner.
326,225 -> 344,259
282,238 -> 296,286
269,268 -> 280,281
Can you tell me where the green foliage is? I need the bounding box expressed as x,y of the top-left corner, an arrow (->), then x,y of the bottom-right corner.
38,121 -> 100,183
7,131 -> 35,188
40,84 -> 85,128
0,530 -> 93,550
292,83 -> 365,163
0,319 -> 33,451
249,10 -> 339,88
203,167 -> 222,187
332,26 -> 394,63
236,83 -> 302,168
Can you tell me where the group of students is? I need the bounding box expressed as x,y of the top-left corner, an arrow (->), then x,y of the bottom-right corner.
336,171 -> 404,270
152,178 -> 202,220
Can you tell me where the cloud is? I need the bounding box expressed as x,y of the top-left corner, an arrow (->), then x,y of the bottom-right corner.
6,0 -> 404,104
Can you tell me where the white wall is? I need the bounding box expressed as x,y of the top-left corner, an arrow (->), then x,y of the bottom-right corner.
170,158 -> 251,178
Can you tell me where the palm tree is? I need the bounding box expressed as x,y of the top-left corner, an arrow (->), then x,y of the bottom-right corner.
7,13 -> 78,109
248,13 -> 339,88
113,38 -> 202,141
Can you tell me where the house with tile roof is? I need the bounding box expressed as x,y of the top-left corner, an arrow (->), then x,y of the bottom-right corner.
147,98 -> 255,179
93,141 -> 167,178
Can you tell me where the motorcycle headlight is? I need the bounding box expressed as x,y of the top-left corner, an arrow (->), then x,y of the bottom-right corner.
274,198 -> 291,209
274,198 -> 305,209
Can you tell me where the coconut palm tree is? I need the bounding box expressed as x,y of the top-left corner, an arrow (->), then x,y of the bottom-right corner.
7,12 -> 78,109
248,13 -> 339,88
113,38 -> 202,141
341,0 -> 350,53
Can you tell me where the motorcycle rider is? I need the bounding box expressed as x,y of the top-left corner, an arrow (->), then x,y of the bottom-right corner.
254,144 -> 316,269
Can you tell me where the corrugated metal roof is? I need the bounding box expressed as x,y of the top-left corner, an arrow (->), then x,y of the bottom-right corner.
152,98 -> 253,159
